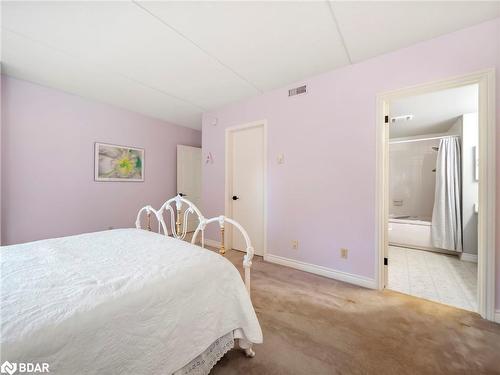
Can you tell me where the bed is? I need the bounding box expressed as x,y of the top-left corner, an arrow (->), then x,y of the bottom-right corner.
1,196 -> 262,374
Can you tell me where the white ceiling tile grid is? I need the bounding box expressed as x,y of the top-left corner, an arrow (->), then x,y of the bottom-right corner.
1,1 -> 499,130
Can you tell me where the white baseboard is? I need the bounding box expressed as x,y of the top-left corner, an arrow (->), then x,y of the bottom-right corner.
264,254 -> 377,289
495,310 -> 500,324
460,252 -> 478,263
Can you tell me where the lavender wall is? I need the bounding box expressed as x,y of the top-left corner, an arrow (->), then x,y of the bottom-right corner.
202,19 -> 500,306
1,76 -> 201,245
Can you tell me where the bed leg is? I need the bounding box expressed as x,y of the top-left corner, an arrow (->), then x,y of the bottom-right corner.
244,346 -> 255,358
238,338 -> 255,358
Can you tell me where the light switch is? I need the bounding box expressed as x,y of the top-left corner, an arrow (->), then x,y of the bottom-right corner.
277,153 -> 285,164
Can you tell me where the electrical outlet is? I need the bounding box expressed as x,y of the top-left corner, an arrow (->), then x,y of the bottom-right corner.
291,240 -> 299,250
340,248 -> 348,259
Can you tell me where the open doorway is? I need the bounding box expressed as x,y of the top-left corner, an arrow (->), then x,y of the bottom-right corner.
376,70 -> 496,320
387,84 -> 478,311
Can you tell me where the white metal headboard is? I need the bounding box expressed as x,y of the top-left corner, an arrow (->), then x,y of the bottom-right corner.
191,216 -> 255,294
135,205 -> 162,232
135,196 -> 255,296
157,195 -> 205,240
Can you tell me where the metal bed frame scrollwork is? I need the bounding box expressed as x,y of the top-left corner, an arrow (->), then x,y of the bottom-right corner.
190,216 -> 254,295
156,195 -> 205,240
134,195 -> 256,357
135,195 -> 254,293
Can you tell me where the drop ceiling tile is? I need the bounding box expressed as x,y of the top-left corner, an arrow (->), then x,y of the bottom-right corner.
138,1 -> 350,91
2,1 -> 258,110
1,29 -> 202,129
331,1 -> 500,63
2,1 -> 498,126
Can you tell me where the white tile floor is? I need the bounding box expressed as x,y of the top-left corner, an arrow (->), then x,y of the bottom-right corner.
388,246 -> 477,312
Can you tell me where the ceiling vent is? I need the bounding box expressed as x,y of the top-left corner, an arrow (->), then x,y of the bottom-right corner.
288,85 -> 307,97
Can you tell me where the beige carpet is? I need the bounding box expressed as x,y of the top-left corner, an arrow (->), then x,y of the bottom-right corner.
210,249 -> 500,375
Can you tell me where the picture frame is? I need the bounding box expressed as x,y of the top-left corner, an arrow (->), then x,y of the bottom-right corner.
94,142 -> 145,182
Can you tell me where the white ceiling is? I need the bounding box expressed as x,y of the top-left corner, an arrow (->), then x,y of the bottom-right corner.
389,84 -> 479,138
1,1 -> 499,130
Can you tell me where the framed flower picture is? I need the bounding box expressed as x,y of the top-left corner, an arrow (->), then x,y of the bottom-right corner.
94,142 -> 144,182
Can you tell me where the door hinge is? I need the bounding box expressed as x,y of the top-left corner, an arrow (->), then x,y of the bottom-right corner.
384,115 -> 389,124
384,257 -> 388,266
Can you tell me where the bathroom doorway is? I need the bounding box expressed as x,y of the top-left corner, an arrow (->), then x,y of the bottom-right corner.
375,71 -> 496,320
388,85 -> 478,310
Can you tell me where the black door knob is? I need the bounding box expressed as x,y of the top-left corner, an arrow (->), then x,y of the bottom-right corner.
232,195 -> 239,201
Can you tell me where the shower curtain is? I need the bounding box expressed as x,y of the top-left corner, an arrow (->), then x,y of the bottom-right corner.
431,137 -> 462,252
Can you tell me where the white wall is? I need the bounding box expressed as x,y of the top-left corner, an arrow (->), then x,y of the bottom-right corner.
447,117 -> 463,136
389,138 -> 440,218
462,113 -> 479,254
445,114 -> 479,254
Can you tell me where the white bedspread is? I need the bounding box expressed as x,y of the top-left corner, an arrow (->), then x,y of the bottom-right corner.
1,229 -> 262,374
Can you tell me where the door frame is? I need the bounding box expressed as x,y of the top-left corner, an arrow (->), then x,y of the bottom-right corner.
224,120 -> 268,257
375,69 -> 496,320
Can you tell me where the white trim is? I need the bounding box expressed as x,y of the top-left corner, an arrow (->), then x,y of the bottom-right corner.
264,254 -> 377,289
460,252 -> 478,263
495,310 -> 500,324
375,69 -> 496,321
225,120 -> 268,257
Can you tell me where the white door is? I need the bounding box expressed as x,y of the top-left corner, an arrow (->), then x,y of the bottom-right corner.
177,145 -> 202,232
229,125 -> 265,256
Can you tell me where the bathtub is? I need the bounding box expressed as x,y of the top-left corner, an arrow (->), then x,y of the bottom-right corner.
388,215 -> 446,252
